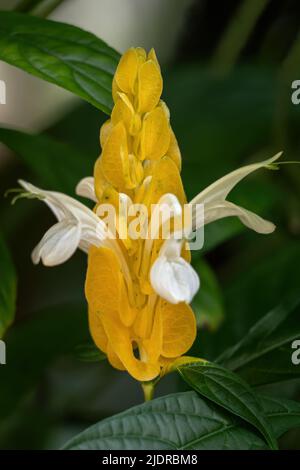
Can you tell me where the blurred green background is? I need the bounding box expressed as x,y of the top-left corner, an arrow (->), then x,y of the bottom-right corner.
0,0 -> 300,449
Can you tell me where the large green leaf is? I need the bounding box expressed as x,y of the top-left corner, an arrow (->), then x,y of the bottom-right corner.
0,234 -> 17,338
218,291 -> 300,386
191,258 -> 224,330
0,11 -> 120,114
260,394 -> 300,438
63,391 -> 300,450
0,127 -> 93,195
0,302 -> 89,420
178,362 -> 277,449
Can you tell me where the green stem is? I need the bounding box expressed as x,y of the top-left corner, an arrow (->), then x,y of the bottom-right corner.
141,381 -> 155,402
211,0 -> 271,75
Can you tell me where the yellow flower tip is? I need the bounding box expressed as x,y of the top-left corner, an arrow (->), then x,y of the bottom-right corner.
148,48 -> 160,69
114,47 -> 141,96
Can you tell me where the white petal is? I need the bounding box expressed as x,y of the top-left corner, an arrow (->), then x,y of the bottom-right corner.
32,220 -> 81,266
19,179 -> 107,246
190,152 -> 282,206
150,239 -> 200,304
189,153 -> 282,234
193,200 -> 276,234
151,255 -> 199,304
76,177 -> 97,202
150,193 -> 182,238
203,200 -> 275,234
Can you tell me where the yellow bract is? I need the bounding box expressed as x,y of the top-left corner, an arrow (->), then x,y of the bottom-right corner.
86,47 -> 197,382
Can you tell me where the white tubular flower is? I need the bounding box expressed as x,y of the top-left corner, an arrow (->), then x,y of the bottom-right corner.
18,180 -> 107,266
150,238 -> 200,304
140,193 -> 184,282
189,152 -> 282,233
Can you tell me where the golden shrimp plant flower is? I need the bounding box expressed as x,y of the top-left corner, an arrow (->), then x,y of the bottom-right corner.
18,47 -> 280,387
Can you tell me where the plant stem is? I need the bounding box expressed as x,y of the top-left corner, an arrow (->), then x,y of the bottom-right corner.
141,382 -> 155,402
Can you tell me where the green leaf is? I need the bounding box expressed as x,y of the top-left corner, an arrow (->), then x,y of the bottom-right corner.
63,391 -> 300,450
0,11 -> 120,114
178,362 -> 277,449
218,290 -> 300,386
192,259 -> 224,330
0,302 -> 89,420
75,342 -> 106,363
0,234 -> 17,338
0,127 -> 93,195
259,395 -> 300,439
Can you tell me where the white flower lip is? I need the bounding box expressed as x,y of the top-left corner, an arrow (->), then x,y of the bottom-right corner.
150,238 -> 200,304
32,219 -> 81,266
18,179 -> 107,265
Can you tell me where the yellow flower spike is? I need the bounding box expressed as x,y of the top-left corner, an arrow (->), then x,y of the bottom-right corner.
137,59 -> 163,114
140,106 -> 171,161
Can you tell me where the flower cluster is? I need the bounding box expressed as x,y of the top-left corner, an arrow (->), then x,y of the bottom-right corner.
86,47 -> 198,381
18,47 -> 280,384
